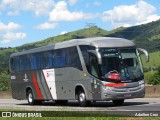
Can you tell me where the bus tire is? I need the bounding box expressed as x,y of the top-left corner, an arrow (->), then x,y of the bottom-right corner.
27,90 -> 42,105
78,90 -> 90,107
112,99 -> 124,106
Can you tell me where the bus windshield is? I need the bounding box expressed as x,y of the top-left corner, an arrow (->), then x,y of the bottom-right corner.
99,48 -> 143,82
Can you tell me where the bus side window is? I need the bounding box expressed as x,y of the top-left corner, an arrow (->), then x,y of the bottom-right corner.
42,52 -> 49,69
19,55 -> 31,71
66,47 -> 82,70
53,49 -> 65,68
35,53 -> 41,70
79,45 -> 95,72
49,51 -> 53,68
10,57 -> 19,72
41,51 -> 53,69
31,54 -> 37,70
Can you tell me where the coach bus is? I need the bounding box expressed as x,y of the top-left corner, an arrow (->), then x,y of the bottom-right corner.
9,37 -> 149,107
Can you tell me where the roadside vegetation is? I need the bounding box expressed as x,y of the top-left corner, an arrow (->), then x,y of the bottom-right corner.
147,67 -> 160,85
0,71 -> 10,91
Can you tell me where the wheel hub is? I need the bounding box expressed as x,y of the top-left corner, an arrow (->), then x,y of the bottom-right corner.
28,93 -> 33,103
79,93 -> 85,102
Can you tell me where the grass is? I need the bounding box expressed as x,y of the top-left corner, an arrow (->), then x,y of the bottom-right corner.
144,71 -> 156,84
149,34 -> 160,41
141,51 -> 160,84
141,51 -> 160,70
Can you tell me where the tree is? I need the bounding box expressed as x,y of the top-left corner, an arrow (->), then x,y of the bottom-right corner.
148,66 -> 160,85
0,71 -> 10,91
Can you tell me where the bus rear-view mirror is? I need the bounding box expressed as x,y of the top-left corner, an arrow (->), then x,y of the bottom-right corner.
137,48 -> 149,62
88,50 -> 102,64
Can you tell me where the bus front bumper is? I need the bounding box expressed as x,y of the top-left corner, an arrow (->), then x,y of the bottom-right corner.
101,84 -> 145,101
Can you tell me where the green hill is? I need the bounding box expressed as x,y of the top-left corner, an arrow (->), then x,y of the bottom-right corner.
0,20 -> 160,71
141,51 -> 160,71
106,19 -> 160,52
15,26 -> 109,51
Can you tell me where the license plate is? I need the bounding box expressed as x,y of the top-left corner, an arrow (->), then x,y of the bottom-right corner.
124,94 -> 131,97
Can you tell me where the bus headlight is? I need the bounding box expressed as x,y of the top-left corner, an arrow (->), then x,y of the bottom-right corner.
139,80 -> 145,88
140,84 -> 145,88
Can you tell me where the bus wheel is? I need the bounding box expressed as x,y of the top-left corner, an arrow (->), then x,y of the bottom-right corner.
78,90 -> 90,107
27,90 -> 42,105
27,90 -> 35,105
112,99 -> 124,106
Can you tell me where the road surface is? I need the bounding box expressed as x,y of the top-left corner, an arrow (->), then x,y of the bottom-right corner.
0,98 -> 160,116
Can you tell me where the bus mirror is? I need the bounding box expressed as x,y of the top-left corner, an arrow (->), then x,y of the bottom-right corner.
138,48 -> 149,62
88,50 -> 102,64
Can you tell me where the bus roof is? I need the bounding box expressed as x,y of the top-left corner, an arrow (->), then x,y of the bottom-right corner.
10,37 -> 135,57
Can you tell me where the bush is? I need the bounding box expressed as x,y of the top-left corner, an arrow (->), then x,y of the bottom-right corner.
148,67 -> 160,85
0,71 -> 10,91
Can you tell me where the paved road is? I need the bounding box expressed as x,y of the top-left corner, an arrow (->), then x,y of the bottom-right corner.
0,98 -> 160,116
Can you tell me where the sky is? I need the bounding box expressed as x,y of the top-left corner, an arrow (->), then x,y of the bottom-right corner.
0,0 -> 160,47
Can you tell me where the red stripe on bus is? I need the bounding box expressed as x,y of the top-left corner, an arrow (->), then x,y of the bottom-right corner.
105,83 -> 125,87
32,72 -> 43,99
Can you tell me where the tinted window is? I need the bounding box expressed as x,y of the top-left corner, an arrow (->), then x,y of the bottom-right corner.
53,49 -> 65,68
10,57 -> 19,72
35,53 -> 41,69
31,51 -> 53,70
31,54 -> 36,70
65,47 -> 82,70
19,55 -> 31,71
79,45 -> 95,71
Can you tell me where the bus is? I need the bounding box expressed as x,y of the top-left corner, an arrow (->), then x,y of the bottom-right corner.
9,37 -> 149,107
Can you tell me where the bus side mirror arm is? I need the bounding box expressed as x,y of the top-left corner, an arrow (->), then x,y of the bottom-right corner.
88,50 -> 102,64
137,48 -> 149,62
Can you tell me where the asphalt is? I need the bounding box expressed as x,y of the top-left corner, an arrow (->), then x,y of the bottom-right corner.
0,98 -> 160,117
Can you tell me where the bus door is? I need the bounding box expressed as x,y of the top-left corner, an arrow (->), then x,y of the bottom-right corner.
89,53 -> 101,100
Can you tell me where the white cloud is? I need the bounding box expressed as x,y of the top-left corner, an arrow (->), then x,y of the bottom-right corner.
136,14 -> 160,25
49,1 -> 97,21
1,32 -> 26,43
69,0 -> 77,6
102,0 -> 160,28
61,31 -> 68,35
0,22 -> 21,31
0,0 -> 55,16
36,22 -> 58,30
94,1 -> 101,6
23,0 -> 55,16
0,22 -> 26,44
7,10 -> 19,16
49,1 -> 84,21
3,32 -> 26,40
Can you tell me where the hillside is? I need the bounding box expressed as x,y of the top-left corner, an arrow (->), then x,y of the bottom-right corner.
141,51 -> 160,71
0,20 -> 160,71
15,26 -> 109,51
106,19 -> 160,52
